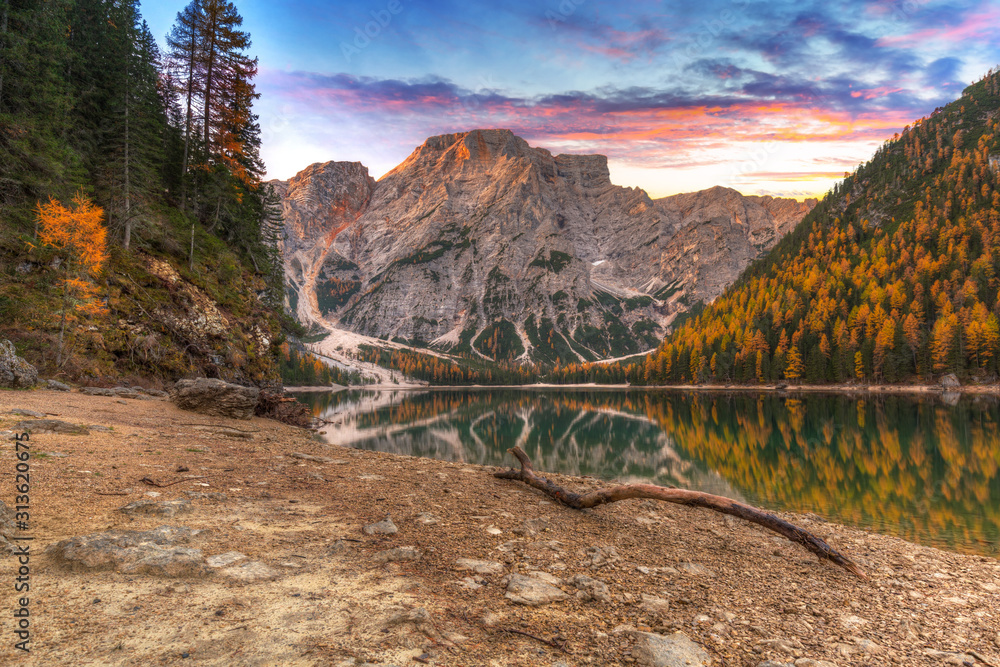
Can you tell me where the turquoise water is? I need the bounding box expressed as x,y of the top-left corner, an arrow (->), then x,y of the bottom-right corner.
292,388 -> 1000,557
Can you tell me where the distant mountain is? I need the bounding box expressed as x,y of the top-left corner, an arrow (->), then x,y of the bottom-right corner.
271,129 -> 814,365
642,69 -> 1000,384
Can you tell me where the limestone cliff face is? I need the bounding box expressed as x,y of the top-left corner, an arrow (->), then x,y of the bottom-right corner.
653,186 -> 817,306
273,161 -> 375,327
272,130 -> 814,363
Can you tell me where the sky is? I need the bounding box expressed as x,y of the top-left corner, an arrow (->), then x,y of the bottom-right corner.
143,0 -> 1000,200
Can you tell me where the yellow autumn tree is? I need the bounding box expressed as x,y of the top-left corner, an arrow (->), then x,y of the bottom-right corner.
33,192 -> 109,366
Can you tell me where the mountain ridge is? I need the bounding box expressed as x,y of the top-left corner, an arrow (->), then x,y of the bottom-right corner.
638,69 -> 1000,385
271,129 -> 815,367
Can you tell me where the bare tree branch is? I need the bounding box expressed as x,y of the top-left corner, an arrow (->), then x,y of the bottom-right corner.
494,446 -> 866,579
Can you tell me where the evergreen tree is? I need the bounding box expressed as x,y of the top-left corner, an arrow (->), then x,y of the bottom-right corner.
165,0 -> 205,209
0,0 -> 74,216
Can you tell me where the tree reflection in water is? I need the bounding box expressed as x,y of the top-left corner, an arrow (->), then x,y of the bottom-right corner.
293,389 -> 1000,557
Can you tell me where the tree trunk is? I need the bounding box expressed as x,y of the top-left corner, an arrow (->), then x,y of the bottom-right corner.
206,196 -> 221,232
57,274 -> 68,367
189,223 -> 195,271
123,48 -> 131,250
180,30 -> 197,211
495,446 -> 867,579
202,7 -> 218,152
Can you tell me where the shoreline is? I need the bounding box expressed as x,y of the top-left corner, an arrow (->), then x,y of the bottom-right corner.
1,389 -> 998,665
288,380 -> 991,396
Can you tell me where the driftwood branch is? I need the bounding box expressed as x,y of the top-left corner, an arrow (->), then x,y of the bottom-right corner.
140,475 -> 210,488
494,446 -> 866,579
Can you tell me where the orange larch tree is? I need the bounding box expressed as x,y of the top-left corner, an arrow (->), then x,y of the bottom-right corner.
33,191 -> 109,366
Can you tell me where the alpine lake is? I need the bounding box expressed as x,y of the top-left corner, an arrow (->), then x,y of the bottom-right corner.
291,387 -> 1000,558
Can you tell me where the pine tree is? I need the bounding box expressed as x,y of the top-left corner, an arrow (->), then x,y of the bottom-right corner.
102,11 -> 166,248
166,0 -> 205,208
0,0 -> 74,215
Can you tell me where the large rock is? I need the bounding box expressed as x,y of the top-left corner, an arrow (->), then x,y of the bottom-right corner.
0,340 -> 37,388
119,498 -> 192,517
504,573 -> 569,606
46,526 -> 209,577
632,631 -> 713,667
170,378 -> 259,420
940,373 -> 961,389
13,419 -> 89,435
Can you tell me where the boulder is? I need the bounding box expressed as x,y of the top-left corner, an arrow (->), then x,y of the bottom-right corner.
363,515 -> 398,535
372,546 -> 422,564
120,498 -> 192,517
0,340 -> 37,388
45,379 -> 72,391
455,558 -> 504,575
939,373 -> 961,389
46,526 -> 209,577
570,574 -> 611,602
503,573 -> 569,605
632,631 -> 713,667
13,419 -> 89,435
169,378 -> 260,420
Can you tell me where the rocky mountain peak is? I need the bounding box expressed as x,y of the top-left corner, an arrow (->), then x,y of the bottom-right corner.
385,129 -> 531,178
274,131 -> 816,363
384,129 -> 612,191
275,161 -> 374,251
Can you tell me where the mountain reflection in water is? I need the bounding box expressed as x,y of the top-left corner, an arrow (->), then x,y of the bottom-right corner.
293,388 -> 1000,557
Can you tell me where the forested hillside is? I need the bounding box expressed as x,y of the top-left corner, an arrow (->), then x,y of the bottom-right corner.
0,0 -> 296,386
637,67 -> 1000,385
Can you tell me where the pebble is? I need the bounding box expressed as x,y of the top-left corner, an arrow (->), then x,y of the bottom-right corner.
416,512 -> 441,524
793,659 -> 838,667
363,516 -> 398,535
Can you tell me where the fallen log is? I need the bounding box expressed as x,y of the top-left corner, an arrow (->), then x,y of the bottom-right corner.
494,446 -> 866,579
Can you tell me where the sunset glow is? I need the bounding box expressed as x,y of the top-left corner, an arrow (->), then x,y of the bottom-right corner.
143,0 -> 1000,199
